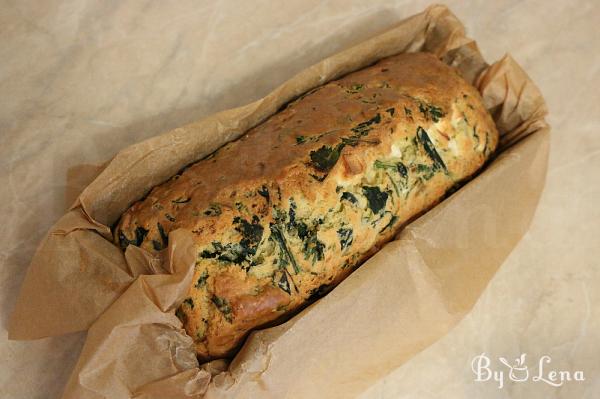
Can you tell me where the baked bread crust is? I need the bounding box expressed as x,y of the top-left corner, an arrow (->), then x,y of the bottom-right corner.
115,52 -> 498,360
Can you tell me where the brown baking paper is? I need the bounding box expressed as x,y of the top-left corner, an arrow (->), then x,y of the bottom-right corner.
8,4 -> 549,399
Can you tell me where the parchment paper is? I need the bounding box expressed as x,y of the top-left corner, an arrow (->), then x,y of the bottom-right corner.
7,5 -> 549,399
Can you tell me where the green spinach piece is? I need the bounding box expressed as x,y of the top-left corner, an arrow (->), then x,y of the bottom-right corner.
418,103 -> 445,122
337,227 -> 353,251
309,143 -> 344,172
175,307 -> 187,324
270,224 -> 300,274
211,295 -> 233,322
342,113 -> 382,147
151,239 -> 162,251
134,227 -> 149,245
396,162 -> 408,179
302,231 -> 325,264
118,226 -> 149,249
350,113 -> 381,137
275,271 -> 291,294
200,241 -> 250,264
416,126 -> 448,173
295,219 -> 325,264
204,204 -> 222,216
283,204 -> 325,266
257,186 -> 270,201
307,114 -> 382,174
310,173 -> 327,182
151,222 -> 168,251
415,163 -> 436,180
195,271 -> 209,288
374,160 -> 408,179
234,215 -> 264,247
287,200 -> 297,228
362,186 -> 389,214
199,216 -> 263,266
381,215 -> 398,232
341,191 -> 358,204
346,83 -> 364,93
183,297 -> 194,309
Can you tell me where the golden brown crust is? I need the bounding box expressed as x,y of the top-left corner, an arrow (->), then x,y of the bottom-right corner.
115,52 -> 499,360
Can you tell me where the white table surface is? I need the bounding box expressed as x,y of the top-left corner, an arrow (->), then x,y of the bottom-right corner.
1,1 -> 599,398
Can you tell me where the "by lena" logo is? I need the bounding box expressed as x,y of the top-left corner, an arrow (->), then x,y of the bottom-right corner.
471,353 -> 585,389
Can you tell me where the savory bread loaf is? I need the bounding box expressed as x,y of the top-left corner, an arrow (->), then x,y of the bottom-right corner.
115,52 -> 498,360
